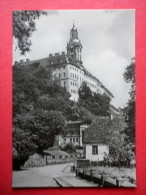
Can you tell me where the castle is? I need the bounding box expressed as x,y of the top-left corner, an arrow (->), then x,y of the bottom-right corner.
14,22 -> 114,105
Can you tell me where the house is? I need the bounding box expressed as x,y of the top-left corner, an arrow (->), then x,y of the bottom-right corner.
63,121 -> 88,146
83,116 -> 126,162
14,22 -> 114,104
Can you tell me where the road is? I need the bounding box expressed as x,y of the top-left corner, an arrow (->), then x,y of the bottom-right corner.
12,162 -> 74,188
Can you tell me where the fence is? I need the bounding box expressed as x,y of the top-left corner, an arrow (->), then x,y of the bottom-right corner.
45,154 -> 84,165
76,169 -> 136,187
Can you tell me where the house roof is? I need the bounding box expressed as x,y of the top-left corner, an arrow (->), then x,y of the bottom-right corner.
83,116 -> 126,144
43,149 -> 69,156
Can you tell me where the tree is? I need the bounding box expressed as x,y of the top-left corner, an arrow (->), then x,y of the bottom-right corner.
13,11 -> 47,55
61,142 -> 76,153
78,81 -> 92,100
123,58 -> 135,143
108,131 -> 135,168
13,127 -> 36,170
13,110 -> 65,154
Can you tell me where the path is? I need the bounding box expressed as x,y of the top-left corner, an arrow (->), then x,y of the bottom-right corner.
12,163 -> 74,188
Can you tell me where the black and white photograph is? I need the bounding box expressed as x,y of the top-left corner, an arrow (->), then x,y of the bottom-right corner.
12,10 -> 136,188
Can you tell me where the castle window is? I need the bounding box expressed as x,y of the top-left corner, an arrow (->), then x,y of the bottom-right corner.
60,60 -> 62,63
73,82 -> 74,86
51,61 -> 53,64
64,81 -> 66,86
70,73 -> 72,77
73,138 -> 75,143
59,73 -> 60,78
64,72 -> 65,77
70,66 -> 71,69
75,74 -> 76,79
77,75 -> 78,79
54,68 -> 55,71
71,81 -> 72,85
70,138 -> 72,142
75,83 -> 76,86
73,74 -> 74,78
76,138 -> 78,142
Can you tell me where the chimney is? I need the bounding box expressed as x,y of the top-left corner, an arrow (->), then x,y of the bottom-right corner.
14,61 -> 18,65
49,54 -> 53,57
55,53 -> 60,56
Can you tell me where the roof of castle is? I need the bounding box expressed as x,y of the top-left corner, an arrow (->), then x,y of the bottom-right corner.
16,52 -> 68,67
83,116 -> 126,144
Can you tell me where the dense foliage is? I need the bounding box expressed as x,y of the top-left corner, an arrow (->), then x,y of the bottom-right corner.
13,63 -> 68,169
79,81 -> 111,116
61,142 -> 76,153
13,11 -> 47,55
123,58 -> 135,143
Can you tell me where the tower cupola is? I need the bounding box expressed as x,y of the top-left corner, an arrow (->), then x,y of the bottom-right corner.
67,22 -> 82,65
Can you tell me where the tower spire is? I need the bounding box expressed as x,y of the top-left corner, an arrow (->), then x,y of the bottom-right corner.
72,20 -> 75,29
67,22 -> 82,65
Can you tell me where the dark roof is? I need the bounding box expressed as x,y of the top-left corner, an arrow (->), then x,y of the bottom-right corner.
17,52 -> 68,67
83,117 -> 126,144
43,149 -> 69,156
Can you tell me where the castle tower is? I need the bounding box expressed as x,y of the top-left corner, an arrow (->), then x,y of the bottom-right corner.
67,22 -> 82,65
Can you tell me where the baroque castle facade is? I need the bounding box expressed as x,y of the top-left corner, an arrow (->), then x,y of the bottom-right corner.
15,23 -> 114,104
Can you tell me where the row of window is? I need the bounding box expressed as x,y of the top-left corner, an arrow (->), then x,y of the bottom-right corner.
85,81 -> 96,89
54,72 -> 65,78
71,81 -> 77,87
70,66 -> 84,75
71,89 -> 76,93
70,73 -> 84,81
70,138 -> 79,143
54,66 -> 65,70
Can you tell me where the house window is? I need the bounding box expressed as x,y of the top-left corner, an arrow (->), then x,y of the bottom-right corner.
76,138 -> 78,142
92,145 -> 98,155
64,81 -> 66,86
59,73 -> 60,78
70,138 -> 72,142
73,138 -> 75,143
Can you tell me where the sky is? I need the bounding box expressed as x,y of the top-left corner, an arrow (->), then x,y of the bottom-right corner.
13,10 -> 135,108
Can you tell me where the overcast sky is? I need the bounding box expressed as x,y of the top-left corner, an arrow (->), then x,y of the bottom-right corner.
13,10 -> 135,108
